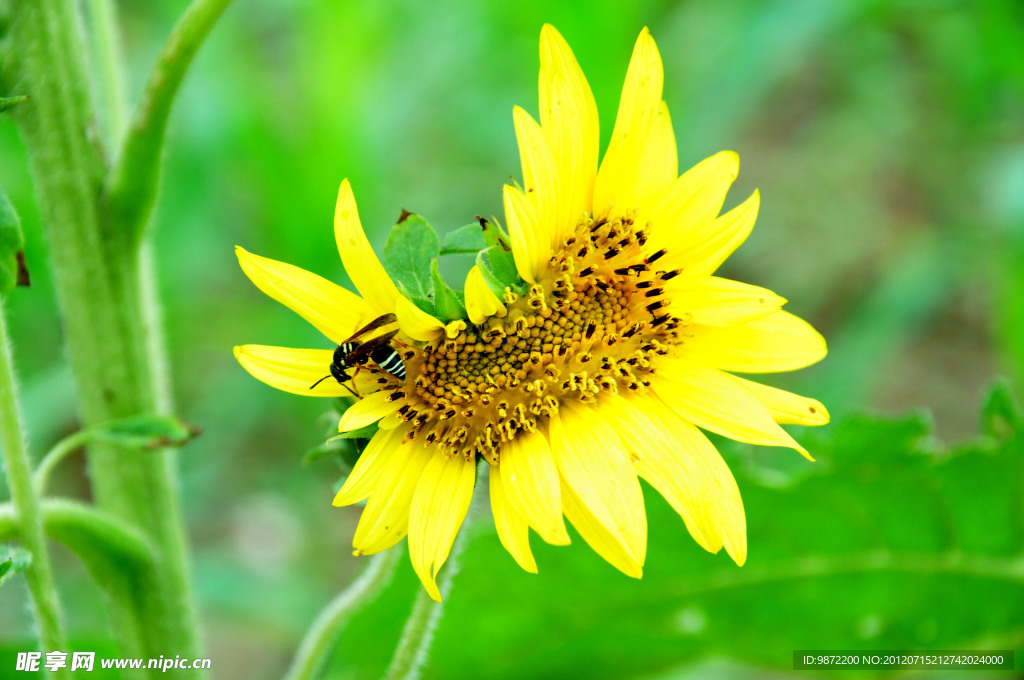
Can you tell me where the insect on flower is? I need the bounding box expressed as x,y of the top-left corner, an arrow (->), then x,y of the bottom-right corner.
235,24 -> 830,602
309,313 -> 406,396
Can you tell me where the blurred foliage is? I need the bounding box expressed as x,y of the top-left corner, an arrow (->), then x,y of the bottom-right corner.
325,384 -> 1024,679
0,0 -> 1022,678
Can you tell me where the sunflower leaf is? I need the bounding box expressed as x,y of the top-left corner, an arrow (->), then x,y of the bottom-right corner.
303,435 -> 363,470
440,222 -> 487,255
88,414 -> 201,450
475,249 -> 509,298
382,211 -> 439,301
328,424 -> 380,440
479,217 -> 519,286
0,186 -> 29,294
430,258 -> 467,321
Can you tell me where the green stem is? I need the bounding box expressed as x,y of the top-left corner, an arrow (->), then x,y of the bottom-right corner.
383,527 -> 470,680
283,548 -> 403,680
33,430 -> 89,495
0,304 -> 69,678
8,0 -> 204,672
84,0 -> 127,154
105,0 -> 235,247
0,498 -> 160,661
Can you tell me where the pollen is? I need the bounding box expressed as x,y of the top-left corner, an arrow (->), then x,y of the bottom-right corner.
377,214 -> 686,463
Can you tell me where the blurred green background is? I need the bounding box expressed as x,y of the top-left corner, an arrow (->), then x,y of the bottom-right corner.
1,0 -> 1023,677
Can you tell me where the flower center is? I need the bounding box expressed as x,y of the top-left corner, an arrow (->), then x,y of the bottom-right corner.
383,214 -> 685,462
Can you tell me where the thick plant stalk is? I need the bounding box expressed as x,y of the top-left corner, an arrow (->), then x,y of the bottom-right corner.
4,0 -> 214,672
0,305 -> 69,680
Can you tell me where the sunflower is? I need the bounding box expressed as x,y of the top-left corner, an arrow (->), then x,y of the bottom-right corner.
235,25 -> 827,601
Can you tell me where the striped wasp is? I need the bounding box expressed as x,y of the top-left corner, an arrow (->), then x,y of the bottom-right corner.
309,313 -> 406,396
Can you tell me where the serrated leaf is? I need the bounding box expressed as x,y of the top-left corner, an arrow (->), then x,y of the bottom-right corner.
0,95 -> 28,113
440,222 -> 487,255
0,186 -> 29,294
89,414 -> 200,450
431,258 -> 467,321
329,383 -> 1024,680
479,217 -> 519,286
381,211 -> 439,300
0,547 -> 31,588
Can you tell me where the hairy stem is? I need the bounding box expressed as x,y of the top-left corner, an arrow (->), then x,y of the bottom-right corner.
84,0 -> 127,153
7,0 -> 207,673
283,548 -> 403,680
33,430 -> 90,496
0,304 -> 69,678
383,527 -> 470,680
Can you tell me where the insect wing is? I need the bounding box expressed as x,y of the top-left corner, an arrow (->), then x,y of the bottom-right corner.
342,313 -> 398,345
342,330 -> 399,365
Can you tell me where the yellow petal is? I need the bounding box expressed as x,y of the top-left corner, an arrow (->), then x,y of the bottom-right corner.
649,150 -> 739,241
594,27 -> 664,218
549,403 -> 646,568
514,106 -> 560,253
464,265 -> 507,325
661,188 -> 758,277
635,101 -> 678,218
489,465 -> 537,573
337,390 -> 399,433
499,429 -> 570,546
445,320 -> 467,339
503,184 -> 542,283
732,376 -> 830,426
610,394 -> 747,565
234,344 -> 374,397
377,411 -> 405,430
236,247 -> 371,343
408,453 -> 476,601
654,363 -> 810,458
395,295 -> 444,342
683,310 -> 828,373
334,179 -> 401,316
668,275 -> 786,326
332,426 -> 407,506
561,481 -> 642,578
352,440 -> 428,555
538,24 -> 598,243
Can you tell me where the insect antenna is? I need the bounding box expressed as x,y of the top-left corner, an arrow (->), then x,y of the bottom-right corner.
309,374 -> 333,390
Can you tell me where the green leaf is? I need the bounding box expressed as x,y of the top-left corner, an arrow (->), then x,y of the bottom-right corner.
431,258 -> 467,321
982,378 -> 1022,440
0,186 -> 29,294
329,384 -> 1024,680
89,414 -> 200,450
381,211 -> 439,301
440,222 -> 487,255
0,547 -> 31,588
475,249 -> 508,298
479,217 -> 520,286
302,435 -> 365,471
0,95 -> 29,113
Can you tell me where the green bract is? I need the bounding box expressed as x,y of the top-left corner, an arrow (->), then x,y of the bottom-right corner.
380,213 -> 524,323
